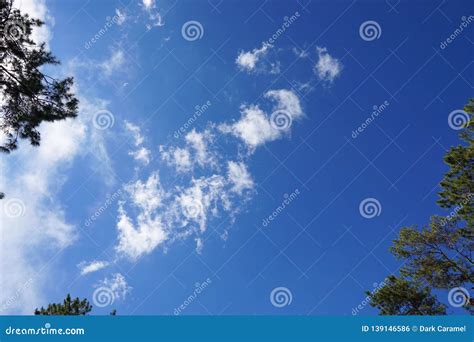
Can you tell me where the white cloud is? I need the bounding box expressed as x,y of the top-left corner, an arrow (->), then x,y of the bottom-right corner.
236,42 -> 273,73
161,129 -> 216,172
314,47 -> 342,83
96,273 -> 131,300
116,173 -> 168,260
101,49 -> 126,77
142,0 -> 155,10
79,260 -> 109,275
227,161 -> 253,195
141,0 -> 164,29
219,89 -> 303,150
160,146 -> 192,172
125,121 -> 150,165
115,8 -> 126,25
292,47 -> 309,58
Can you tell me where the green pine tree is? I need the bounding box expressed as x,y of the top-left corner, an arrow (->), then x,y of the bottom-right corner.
369,100 -> 473,314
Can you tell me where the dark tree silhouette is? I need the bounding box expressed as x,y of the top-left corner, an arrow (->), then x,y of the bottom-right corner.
0,0 -> 78,198
34,294 -> 92,316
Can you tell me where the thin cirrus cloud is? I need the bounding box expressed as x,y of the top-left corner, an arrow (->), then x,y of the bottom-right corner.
112,88 -> 303,261
125,121 -> 151,165
79,260 -> 110,275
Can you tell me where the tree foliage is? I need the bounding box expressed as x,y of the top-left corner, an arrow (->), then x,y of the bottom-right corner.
367,276 -> 446,315
369,100 -> 473,314
0,0 -> 78,153
34,294 -> 92,316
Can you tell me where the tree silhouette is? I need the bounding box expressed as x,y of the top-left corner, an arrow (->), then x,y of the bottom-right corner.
34,294 -> 92,316
0,0 -> 78,198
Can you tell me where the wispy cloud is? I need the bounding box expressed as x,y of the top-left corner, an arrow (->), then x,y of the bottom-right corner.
314,46 -> 343,84
236,42 -> 273,73
79,260 -> 109,275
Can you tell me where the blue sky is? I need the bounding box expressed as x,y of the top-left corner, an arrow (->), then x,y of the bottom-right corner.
0,0 -> 472,316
